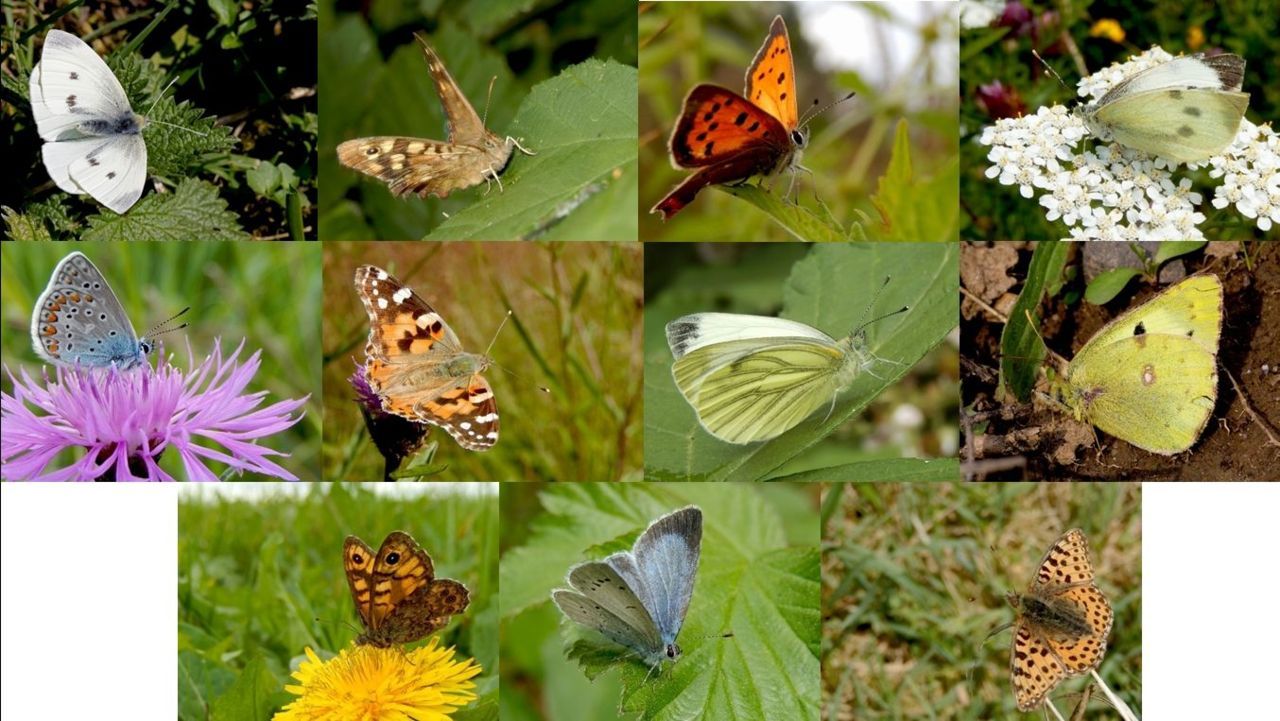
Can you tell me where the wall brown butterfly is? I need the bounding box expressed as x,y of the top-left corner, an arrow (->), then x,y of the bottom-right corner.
653,15 -> 815,219
343,531 -> 470,648
337,34 -> 534,199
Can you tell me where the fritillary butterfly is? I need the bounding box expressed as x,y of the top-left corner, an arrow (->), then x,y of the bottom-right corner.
1007,529 -> 1113,711
652,15 -> 808,219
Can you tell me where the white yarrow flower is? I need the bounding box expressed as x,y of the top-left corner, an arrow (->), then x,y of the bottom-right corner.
979,46 -> 1279,240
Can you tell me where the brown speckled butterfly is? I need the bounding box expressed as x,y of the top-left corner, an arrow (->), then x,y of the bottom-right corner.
337,33 -> 534,199
343,531 -> 470,647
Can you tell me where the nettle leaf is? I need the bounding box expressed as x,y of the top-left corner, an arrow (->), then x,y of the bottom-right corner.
720,185 -> 851,241
500,484 -> 819,721
81,178 -> 249,241
422,59 -> 638,241
644,243 -> 959,481
869,119 -> 960,241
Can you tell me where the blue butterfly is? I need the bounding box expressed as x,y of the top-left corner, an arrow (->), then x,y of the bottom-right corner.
31,252 -> 160,369
552,506 -> 703,669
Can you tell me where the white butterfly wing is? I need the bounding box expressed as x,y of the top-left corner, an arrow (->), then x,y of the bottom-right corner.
41,134 -> 147,215
666,313 -> 836,359
1097,55 -> 1244,104
30,29 -> 135,141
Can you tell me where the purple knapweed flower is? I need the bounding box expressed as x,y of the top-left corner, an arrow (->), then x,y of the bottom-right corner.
1,340 -> 308,481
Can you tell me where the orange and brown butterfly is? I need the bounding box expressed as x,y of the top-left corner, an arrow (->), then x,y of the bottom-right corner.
343,531 -> 470,648
653,15 -> 832,220
337,33 -> 534,199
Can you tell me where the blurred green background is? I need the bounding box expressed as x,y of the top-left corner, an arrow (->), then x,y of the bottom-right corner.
318,0 -> 638,241
499,481 -> 821,721
822,481 -> 1141,719
4,0 -> 318,240
0,240 -> 321,480
960,0 -> 1280,240
643,243 -> 960,481
640,2 -> 960,241
177,483 -> 498,721
321,241 -> 643,481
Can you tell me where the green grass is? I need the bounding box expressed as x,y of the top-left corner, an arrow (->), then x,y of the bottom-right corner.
821,482 -> 1141,719
0,241 -> 321,480
321,242 -> 643,481
178,483 -> 499,721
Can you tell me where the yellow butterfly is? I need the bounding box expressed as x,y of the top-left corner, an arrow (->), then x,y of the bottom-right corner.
1051,274 -> 1222,454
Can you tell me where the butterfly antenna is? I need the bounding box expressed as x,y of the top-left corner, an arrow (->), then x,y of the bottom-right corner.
483,309 -> 512,357
799,90 -> 857,128
1032,49 -> 1071,92
483,75 -> 498,128
146,306 -> 191,338
142,75 -> 209,137
851,277 -> 908,335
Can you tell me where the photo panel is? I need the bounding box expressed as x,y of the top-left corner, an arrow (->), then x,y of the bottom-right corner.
0,241 -> 320,481
6,0 -> 318,239
321,241 -> 643,481
644,242 -> 960,481
640,1 -> 960,241
499,481 -> 821,721
959,240 -> 1279,480
318,0 -> 640,241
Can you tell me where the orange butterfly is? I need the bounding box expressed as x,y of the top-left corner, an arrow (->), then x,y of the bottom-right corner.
653,15 -> 812,220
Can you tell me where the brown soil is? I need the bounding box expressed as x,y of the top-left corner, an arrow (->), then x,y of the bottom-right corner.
960,241 -> 1280,481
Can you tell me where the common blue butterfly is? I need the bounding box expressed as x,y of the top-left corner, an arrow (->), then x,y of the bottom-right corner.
552,506 -> 702,668
31,251 -> 151,369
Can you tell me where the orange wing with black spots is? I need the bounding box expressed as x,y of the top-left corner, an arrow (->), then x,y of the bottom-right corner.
343,531 -> 471,648
653,15 -> 807,220
354,264 -> 499,451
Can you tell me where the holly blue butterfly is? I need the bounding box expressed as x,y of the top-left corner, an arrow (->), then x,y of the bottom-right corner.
29,29 -> 149,214
31,252 -> 153,369
552,506 -> 702,669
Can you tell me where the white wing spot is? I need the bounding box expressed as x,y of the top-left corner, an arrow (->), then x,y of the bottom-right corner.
392,288 -> 413,304
377,297 -> 388,310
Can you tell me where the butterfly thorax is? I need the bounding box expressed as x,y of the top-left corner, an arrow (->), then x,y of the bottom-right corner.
1012,591 -> 1094,639
80,112 -> 146,138
834,332 -> 876,388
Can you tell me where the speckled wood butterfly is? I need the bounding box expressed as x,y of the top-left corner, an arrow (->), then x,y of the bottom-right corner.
343,531 -> 470,647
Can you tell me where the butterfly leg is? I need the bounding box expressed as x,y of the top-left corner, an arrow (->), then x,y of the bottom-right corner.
507,136 -> 537,156
482,167 -> 505,195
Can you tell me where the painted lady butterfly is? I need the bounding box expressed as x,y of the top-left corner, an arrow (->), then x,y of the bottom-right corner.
354,265 -> 499,451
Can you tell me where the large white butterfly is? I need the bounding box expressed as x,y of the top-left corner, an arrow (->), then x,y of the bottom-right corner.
29,29 -> 148,214
666,303 -> 906,445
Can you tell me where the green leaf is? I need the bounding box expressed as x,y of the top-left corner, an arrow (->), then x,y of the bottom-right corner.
999,241 -> 1070,401
500,484 -> 819,721
720,185 -> 849,241
644,243 -> 959,481
868,119 -> 960,241
208,656 -> 285,721
1154,240 -> 1207,265
767,457 -> 961,481
81,179 -> 250,241
423,59 -> 638,241
1084,268 -> 1142,305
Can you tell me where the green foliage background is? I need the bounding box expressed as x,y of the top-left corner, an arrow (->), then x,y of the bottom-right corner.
321,241 -> 643,481
822,481 -> 1141,719
640,2 -> 960,241
960,0 -> 1280,240
317,0 -> 639,241
3,0 -> 318,240
643,243 -> 960,481
0,240 -> 321,480
499,482 -> 821,721
177,483 -> 499,721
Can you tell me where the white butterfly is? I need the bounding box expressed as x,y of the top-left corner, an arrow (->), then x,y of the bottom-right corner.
29,29 -> 148,214
666,305 -> 905,445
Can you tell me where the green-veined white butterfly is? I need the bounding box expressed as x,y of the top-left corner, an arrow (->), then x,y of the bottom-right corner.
665,295 -> 907,445
1079,53 -> 1249,164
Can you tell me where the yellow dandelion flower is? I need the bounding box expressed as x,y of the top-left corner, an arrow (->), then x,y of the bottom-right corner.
274,639 -> 482,721
1088,19 -> 1126,43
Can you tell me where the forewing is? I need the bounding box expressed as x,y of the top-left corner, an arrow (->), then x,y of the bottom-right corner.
1010,622 -> 1067,711
552,589 -> 663,662
667,84 -> 792,170
672,337 -> 843,444
743,15 -> 799,130
368,531 -> 435,629
666,313 -> 836,359
1030,529 -> 1095,593
31,252 -> 141,366
415,35 -> 488,145
1078,275 -> 1222,355
343,535 -> 379,630
1042,585 -> 1112,674
1097,54 -> 1244,105
1069,334 -> 1216,454
30,30 -> 134,141
1098,89 -> 1248,163
42,134 -> 146,214
337,137 -> 503,198
566,561 -> 662,652
354,264 -> 464,361
626,507 -> 701,645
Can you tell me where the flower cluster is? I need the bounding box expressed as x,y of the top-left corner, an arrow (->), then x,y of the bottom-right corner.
980,46 -> 1279,239
1,340 -> 307,481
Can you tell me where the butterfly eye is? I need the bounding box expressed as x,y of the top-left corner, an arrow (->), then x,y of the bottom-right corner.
386,551 -> 401,565
791,128 -> 807,148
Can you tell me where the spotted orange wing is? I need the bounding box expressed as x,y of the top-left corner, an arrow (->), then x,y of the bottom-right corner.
343,531 -> 471,648
652,15 -> 804,219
